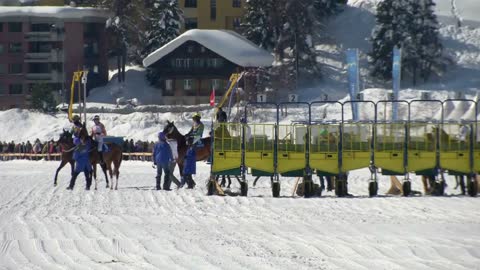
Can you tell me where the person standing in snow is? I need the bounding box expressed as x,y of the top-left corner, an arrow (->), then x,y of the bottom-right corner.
67,136 -> 92,190
153,132 -> 173,190
216,106 -> 227,123
180,137 -> 196,189
166,137 -> 181,188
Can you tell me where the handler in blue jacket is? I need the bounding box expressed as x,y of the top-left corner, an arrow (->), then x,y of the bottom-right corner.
67,136 -> 93,190
153,132 -> 173,190
181,137 -> 197,189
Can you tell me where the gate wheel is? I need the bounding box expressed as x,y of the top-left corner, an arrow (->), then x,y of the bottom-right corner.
467,177 -> 478,197
240,181 -> 248,197
436,180 -> 446,196
368,181 -> 378,197
402,181 -> 411,197
272,182 -> 280,198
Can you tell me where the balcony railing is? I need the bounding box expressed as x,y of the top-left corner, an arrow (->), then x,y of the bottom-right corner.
24,50 -> 64,63
25,31 -> 64,41
25,71 -> 63,83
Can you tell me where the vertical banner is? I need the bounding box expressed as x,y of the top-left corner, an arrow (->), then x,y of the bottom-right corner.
392,47 -> 402,121
346,49 -> 359,120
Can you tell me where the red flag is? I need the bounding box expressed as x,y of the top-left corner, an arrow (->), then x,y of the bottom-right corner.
209,88 -> 215,107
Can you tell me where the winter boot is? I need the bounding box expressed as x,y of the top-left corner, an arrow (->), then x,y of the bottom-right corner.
156,177 -> 161,190
67,172 -> 79,190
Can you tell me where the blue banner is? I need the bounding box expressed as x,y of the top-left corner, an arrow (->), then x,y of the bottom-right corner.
392,47 -> 402,121
346,49 -> 359,120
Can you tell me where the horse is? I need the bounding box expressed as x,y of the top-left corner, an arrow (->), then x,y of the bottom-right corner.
163,120 -> 211,179
54,129 -> 109,190
79,123 -> 124,190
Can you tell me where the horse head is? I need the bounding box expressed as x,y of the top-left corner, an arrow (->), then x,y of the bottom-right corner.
58,129 -> 73,145
163,120 -> 176,136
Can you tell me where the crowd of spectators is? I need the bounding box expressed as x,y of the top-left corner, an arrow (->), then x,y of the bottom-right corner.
0,138 -> 155,161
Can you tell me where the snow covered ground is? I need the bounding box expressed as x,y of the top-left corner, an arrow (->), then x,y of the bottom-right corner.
0,160 -> 479,270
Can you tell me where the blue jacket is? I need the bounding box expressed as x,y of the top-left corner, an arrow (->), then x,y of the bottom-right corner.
73,138 -> 92,172
183,147 -> 196,175
153,141 -> 173,166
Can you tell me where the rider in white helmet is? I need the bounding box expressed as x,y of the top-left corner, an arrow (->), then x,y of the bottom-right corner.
91,115 -> 107,163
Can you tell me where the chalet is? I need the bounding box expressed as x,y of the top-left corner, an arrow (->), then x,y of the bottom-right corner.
142,29 -> 273,105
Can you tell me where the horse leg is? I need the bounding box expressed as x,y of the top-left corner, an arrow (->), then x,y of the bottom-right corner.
53,159 -> 68,186
227,176 -> 232,189
92,163 -> 98,190
107,162 -> 114,190
113,159 -> 121,190
100,161 -> 109,188
253,176 -> 260,187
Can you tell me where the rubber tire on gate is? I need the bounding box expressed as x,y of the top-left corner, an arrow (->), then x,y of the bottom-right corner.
368,181 -> 378,197
207,180 -> 215,196
335,179 -> 346,197
467,177 -> 478,197
272,182 -> 280,198
240,181 -> 248,197
402,181 -> 411,197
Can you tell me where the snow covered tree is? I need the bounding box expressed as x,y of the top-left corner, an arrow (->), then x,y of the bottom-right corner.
143,0 -> 183,57
241,0 -> 275,50
313,0 -> 345,17
369,0 -> 444,84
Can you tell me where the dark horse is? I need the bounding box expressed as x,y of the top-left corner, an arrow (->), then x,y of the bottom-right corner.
54,126 -> 123,190
163,120 -> 211,179
54,129 -> 109,189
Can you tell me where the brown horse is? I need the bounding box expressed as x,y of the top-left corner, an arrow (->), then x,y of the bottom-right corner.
54,129 -> 109,189
163,120 -> 211,178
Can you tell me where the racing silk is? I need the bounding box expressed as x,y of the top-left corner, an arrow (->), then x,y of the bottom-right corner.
91,122 -> 107,152
189,121 -> 204,144
71,121 -> 83,138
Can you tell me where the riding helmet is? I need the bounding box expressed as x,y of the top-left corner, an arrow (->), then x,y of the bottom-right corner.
192,112 -> 201,119
93,115 -> 100,121
72,115 -> 80,121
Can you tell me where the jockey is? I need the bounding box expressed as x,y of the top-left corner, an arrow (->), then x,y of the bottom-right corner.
91,115 -> 107,164
71,115 -> 83,138
186,113 -> 204,145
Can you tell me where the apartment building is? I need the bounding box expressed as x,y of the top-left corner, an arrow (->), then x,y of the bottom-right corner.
0,6 -> 110,109
178,0 -> 246,32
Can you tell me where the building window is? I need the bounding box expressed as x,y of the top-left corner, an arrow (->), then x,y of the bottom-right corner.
212,79 -> 221,90
210,0 -> 217,21
31,23 -> 51,32
0,23 -> 3,32
9,43 -> 22,53
9,63 -> 23,74
9,84 -> 23,95
232,0 -> 241,8
201,46 -> 206,53
185,18 -> 198,30
184,0 -> 197,8
233,17 -> 241,28
184,79 -> 193,90
188,46 -> 194,53
0,64 -> 6,74
175,58 -> 184,68
0,83 -> 5,95
0,44 -> 3,54
165,79 -> 173,90
93,65 -> 99,73
29,63 -> 49,73
213,58 -> 224,68
8,22 -> 22,32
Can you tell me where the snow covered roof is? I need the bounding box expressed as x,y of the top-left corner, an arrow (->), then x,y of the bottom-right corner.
143,29 -> 274,68
0,6 -> 111,21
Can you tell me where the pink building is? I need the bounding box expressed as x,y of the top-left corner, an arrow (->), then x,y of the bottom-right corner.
0,6 -> 110,109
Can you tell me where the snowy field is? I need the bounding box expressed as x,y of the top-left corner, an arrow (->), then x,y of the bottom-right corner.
0,160 -> 479,270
